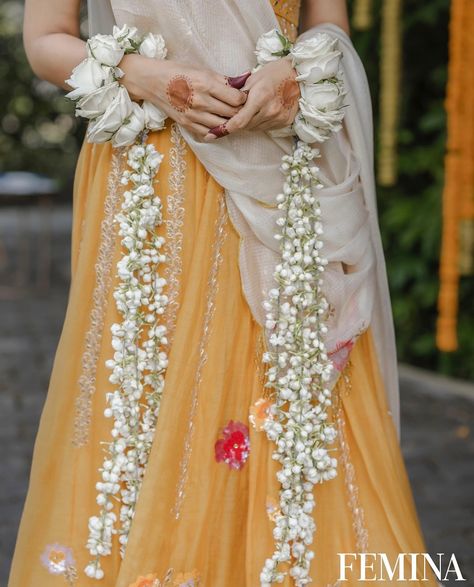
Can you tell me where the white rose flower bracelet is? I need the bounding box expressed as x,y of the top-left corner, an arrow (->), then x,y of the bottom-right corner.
66,25 -> 168,147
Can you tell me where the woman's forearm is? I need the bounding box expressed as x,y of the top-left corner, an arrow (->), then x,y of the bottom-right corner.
25,33 -> 86,90
23,0 -> 85,90
300,0 -> 350,35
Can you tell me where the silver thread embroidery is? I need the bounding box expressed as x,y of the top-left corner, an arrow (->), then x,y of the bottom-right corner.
172,192 -> 228,518
73,148 -> 125,447
163,123 -> 187,346
335,363 -> 369,553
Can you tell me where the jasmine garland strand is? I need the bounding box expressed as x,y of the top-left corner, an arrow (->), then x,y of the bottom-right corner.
253,28 -> 346,585
85,139 -> 169,580
259,141 -> 338,586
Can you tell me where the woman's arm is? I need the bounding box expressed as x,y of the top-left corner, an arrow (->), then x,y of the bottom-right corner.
206,0 -> 350,139
300,0 -> 350,35
23,0 -> 245,139
23,0 -> 86,90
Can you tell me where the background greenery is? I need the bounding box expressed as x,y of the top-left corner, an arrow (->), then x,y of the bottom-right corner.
0,0 -> 472,379
348,0 -> 473,380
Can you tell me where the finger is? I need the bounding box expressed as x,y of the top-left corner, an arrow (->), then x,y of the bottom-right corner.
207,90 -> 263,138
252,109 -> 295,131
186,122 -> 215,140
211,80 -> 248,107
244,107 -> 271,130
187,109 -> 229,129
201,96 -> 241,118
247,102 -> 289,130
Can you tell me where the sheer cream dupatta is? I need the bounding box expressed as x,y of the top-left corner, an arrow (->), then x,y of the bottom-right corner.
87,0 -> 400,437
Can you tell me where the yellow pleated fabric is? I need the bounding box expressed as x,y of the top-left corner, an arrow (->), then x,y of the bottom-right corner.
8,120 -> 439,587
8,5 -> 439,586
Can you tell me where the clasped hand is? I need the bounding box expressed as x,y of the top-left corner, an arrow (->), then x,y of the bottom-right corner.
205,58 -> 300,141
120,54 -> 300,141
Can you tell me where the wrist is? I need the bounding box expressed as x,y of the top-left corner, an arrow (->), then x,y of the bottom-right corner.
119,53 -> 174,105
118,53 -> 149,102
65,27 -> 169,147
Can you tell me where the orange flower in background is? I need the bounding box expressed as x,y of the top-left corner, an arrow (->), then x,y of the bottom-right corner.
249,397 -> 274,432
129,574 -> 159,587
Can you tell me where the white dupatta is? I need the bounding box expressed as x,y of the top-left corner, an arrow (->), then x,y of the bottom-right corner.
87,0 -> 400,439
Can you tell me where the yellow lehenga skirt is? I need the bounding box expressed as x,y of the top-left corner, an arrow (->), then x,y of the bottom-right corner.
7,119 -> 440,586
8,2 -> 440,585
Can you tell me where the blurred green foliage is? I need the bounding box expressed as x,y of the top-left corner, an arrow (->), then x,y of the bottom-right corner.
349,0 -> 473,380
0,0 -> 472,378
0,1 -> 84,192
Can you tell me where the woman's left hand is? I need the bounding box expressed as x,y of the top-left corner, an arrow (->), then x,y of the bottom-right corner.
204,57 -> 300,140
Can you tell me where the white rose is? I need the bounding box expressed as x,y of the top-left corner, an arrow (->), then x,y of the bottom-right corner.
112,103 -> 146,147
142,101 -> 167,131
291,34 -> 342,83
295,106 -> 341,142
113,24 -> 141,50
300,81 -> 345,117
65,58 -> 114,100
294,84 -> 345,143
139,33 -> 168,59
87,34 -> 124,67
295,51 -> 342,84
87,87 -> 133,143
291,33 -> 338,64
75,82 -> 120,119
255,29 -> 288,65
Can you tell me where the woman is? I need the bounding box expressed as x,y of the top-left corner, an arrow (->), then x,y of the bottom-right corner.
9,1 -> 439,586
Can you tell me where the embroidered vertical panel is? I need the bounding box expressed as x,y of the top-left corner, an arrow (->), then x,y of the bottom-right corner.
172,192 -> 228,519
77,217 -> 87,260
335,362 -> 369,553
163,123 -> 187,346
72,148 -> 125,448
254,326 -> 271,393
128,567 -> 201,586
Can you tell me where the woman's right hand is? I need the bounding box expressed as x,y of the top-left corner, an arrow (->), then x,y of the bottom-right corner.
119,54 -> 248,140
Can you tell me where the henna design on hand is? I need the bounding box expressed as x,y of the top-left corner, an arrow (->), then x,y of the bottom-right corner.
278,77 -> 300,110
208,122 -> 229,139
166,75 -> 194,112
